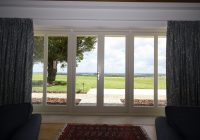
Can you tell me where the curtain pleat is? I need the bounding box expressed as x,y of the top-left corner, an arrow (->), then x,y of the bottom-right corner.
0,18 -> 34,105
167,21 -> 200,106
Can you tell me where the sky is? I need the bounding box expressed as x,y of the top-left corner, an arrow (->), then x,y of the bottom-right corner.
33,37 -> 166,74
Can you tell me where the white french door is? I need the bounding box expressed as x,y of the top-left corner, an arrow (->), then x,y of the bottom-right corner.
33,29 -> 166,115
71,33 -> 128,113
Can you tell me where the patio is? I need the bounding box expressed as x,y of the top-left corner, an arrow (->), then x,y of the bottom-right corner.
32,89 -> 166,106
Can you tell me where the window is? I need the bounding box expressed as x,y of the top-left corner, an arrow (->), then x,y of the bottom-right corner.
158,37 -> 166,106
32,30 -> 166,115
134,37 -> 154,106
32,36 -> 44,104
75,36 -> 98,106
46,36 -> 68,105
104,36 -> 126,106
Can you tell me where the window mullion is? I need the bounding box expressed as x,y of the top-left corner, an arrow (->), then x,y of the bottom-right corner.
154,35 -> 158,107
43,34 -> 48,106
67,31 -> 76,110
97,33 -> 104,109
126,32 -> 133,110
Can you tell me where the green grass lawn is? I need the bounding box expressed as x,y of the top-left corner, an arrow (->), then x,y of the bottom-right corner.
32,74 -> 166,93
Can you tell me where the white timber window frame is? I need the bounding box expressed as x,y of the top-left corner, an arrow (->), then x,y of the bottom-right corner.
33,29 -> 166,116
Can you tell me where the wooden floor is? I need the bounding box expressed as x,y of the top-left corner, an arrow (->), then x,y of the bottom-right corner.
38,115 -> 157,140
39,123 -> 65,140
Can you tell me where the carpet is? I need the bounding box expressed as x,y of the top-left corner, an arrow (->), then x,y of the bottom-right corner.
57,123 -> 149,140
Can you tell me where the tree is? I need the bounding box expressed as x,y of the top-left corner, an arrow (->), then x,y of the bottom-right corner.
33,36 -> 96,84
33,36 -> 44,62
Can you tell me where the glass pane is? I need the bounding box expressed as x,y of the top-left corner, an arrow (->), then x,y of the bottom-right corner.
47,36 -> 68,105
104,36 -> 126,106
134,37 -> 154,106
158,37 -> 167,106
75,36 -> 97,106
32,36 -> 44,104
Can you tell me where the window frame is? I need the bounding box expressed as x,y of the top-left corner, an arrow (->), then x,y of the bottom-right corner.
33,29 -> 166,116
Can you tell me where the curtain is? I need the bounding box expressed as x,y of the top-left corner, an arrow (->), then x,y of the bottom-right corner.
167,21 -> 200,106
0,18 -> 34,105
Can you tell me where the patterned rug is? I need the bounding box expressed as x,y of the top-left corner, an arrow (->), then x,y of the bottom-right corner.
57,123 -> 149,140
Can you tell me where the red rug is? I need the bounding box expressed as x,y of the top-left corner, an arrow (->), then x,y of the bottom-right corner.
58,123 -> 148,140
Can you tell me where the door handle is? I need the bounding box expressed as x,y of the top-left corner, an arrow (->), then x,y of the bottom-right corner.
97,72 -> 100,80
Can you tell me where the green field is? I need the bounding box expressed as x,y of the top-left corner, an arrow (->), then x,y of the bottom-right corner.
32,74 -> 166,93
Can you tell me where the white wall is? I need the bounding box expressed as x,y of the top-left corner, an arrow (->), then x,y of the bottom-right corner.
0,1 -> 200,29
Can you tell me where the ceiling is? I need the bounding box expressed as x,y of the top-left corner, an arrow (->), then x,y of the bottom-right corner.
0,1 -> 200,30
48,0 -> 200,2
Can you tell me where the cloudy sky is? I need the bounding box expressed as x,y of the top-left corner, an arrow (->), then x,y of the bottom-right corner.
33,37 -> 166,74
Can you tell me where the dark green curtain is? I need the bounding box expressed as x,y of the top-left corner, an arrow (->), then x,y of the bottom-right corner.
167,21 -> 200,106
0,18 -> 34,105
